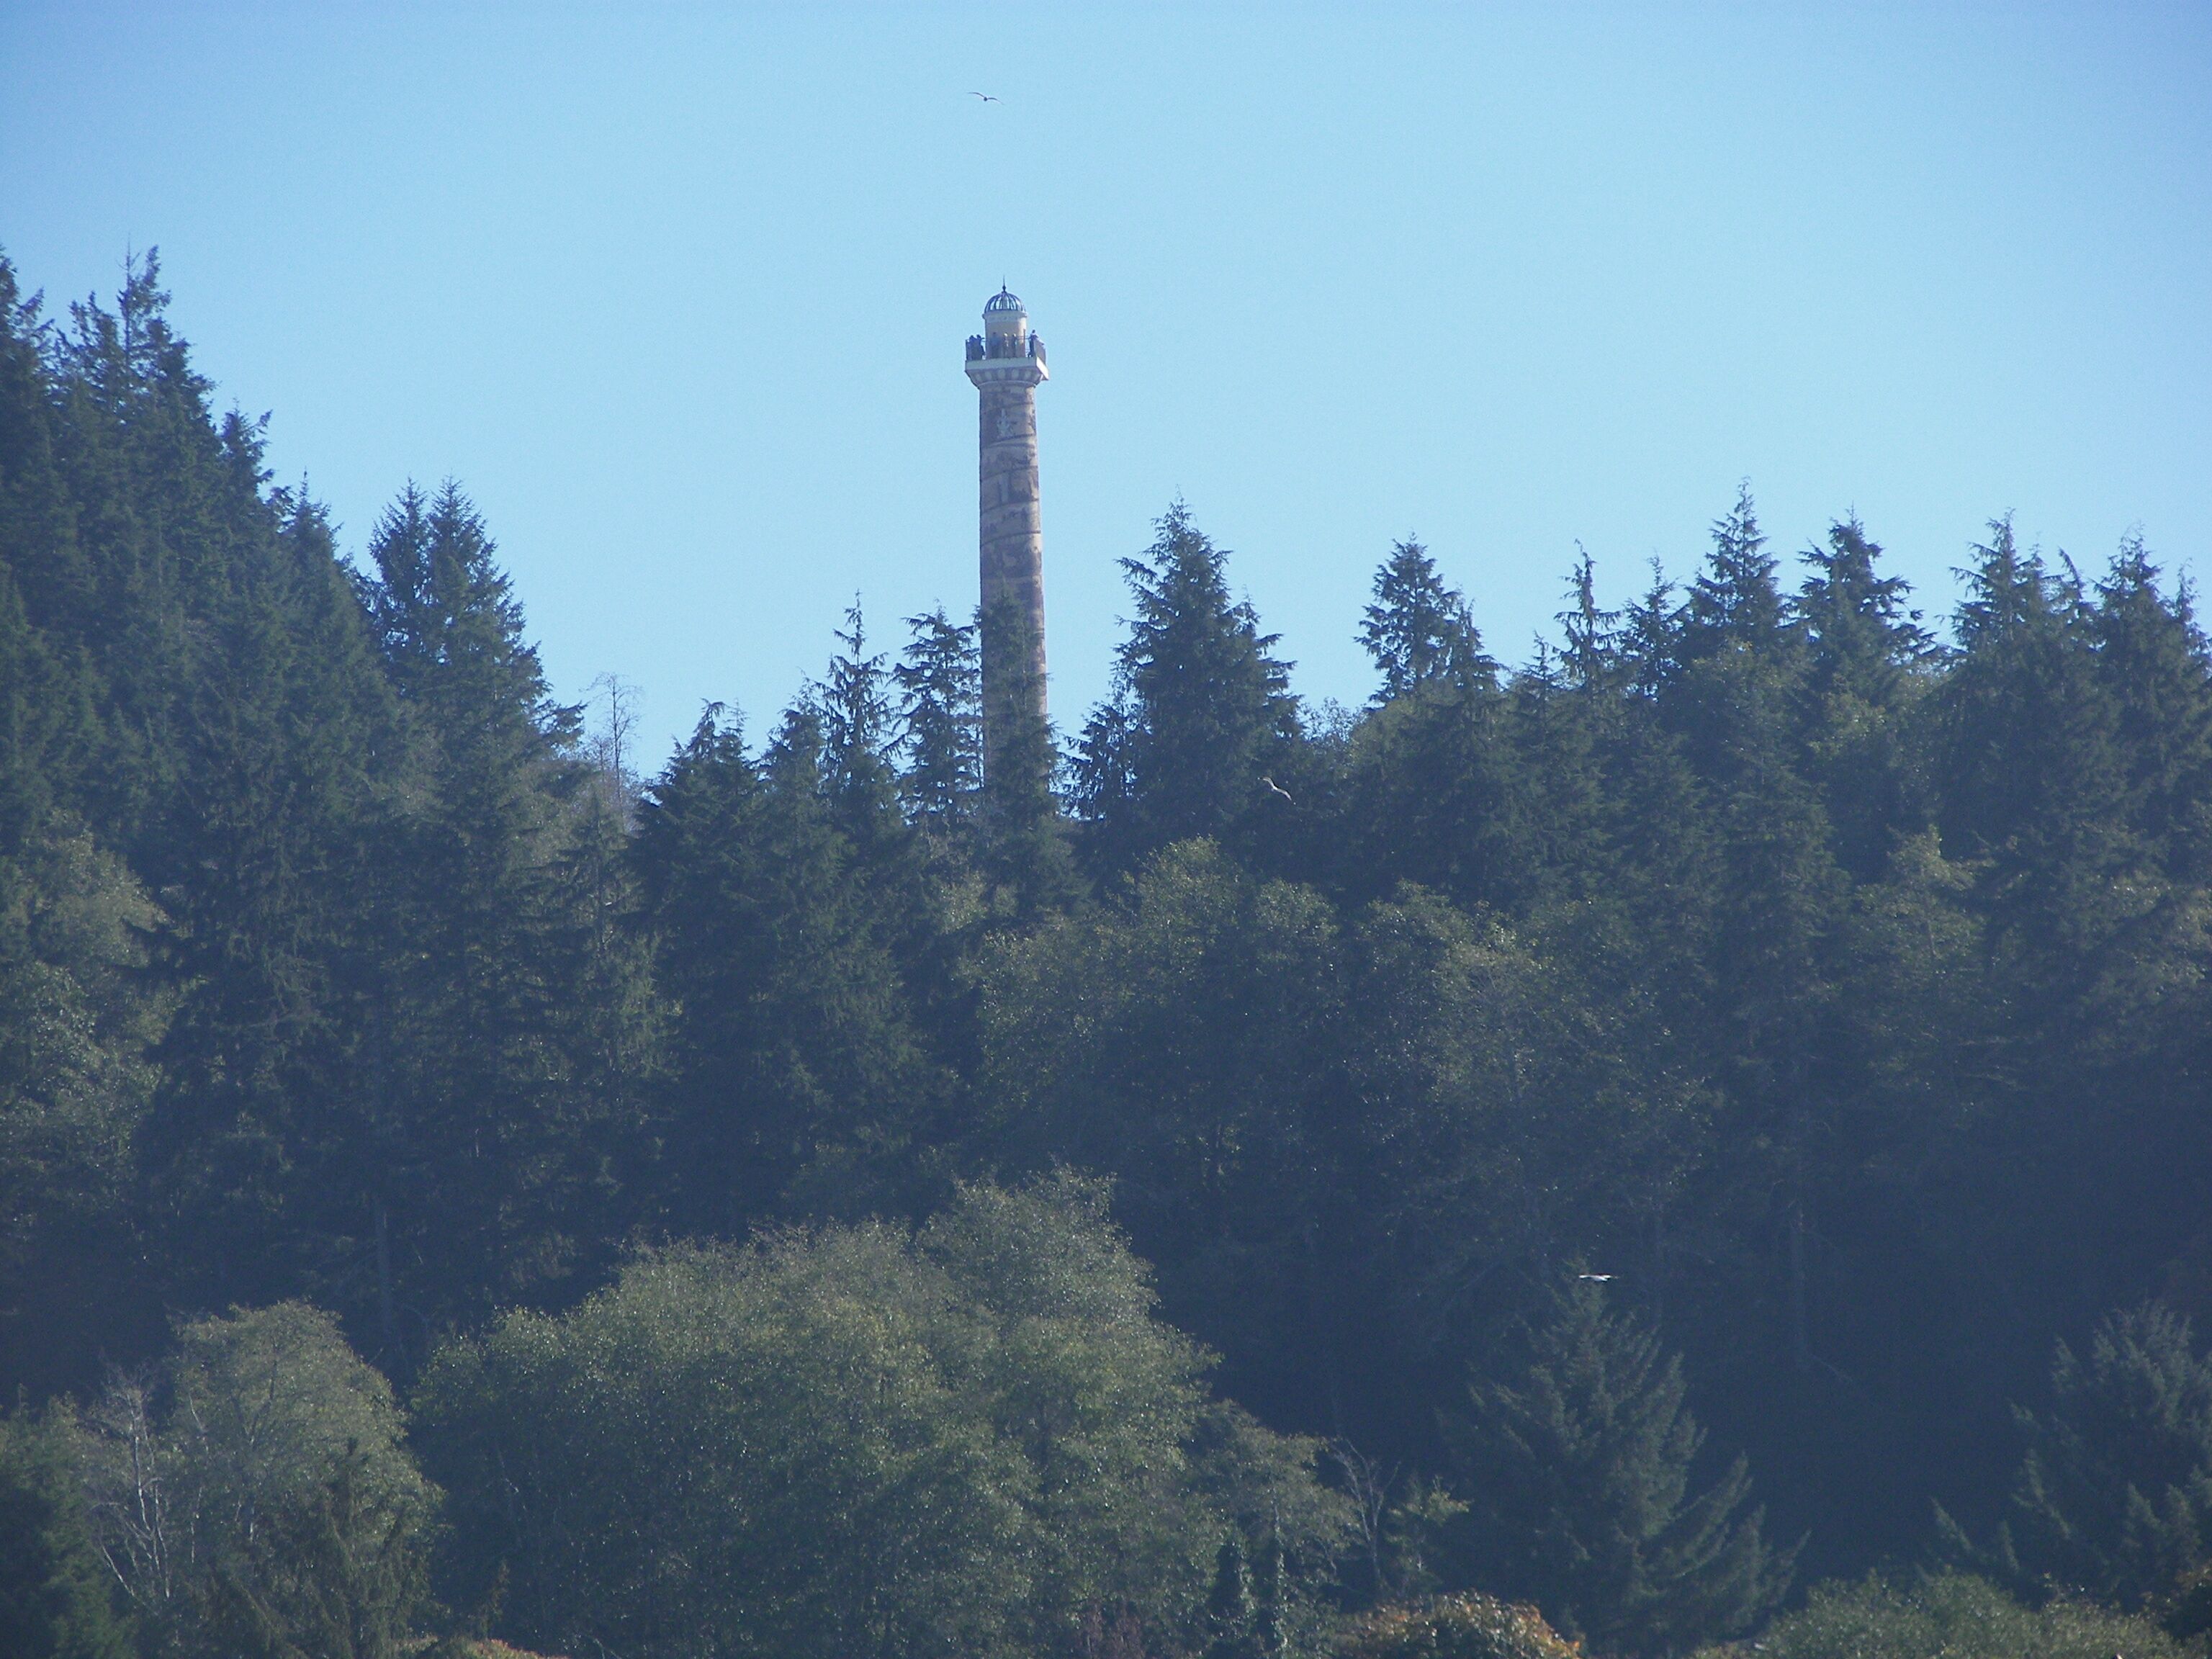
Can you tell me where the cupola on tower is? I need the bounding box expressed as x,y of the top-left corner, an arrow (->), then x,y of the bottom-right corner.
964,288 -> 1048,781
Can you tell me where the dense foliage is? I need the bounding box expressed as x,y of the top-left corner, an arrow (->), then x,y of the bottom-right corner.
1701,1570 -> 2192,1659
71,1303 -> 439,1659
6,252 -> 2212,1655
1337,1594 -> 1581,1659
415,1176 -> 1346,1659
0,1409 -> 133,1659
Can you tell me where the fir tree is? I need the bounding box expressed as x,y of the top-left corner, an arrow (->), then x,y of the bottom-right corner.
638,704 -> 945,1228
1681,482 -> 1788,664
1443,1281 -> 1793,1655
352,482 -> 614,1347
1936,517 -> 2144,1035
1359,537 -> 1493,703
895,606 -> 982,833
1555,547 -> 1622,696
0,261 -> 100,853
1962,1302 -> 2212,1616
1074,503 -> 1299,871
1336,673 -> 1520,910
1653,495 -> 1845,1388
2091,536 -> 2212,886
1619,559 -> 1684,701
1796,516 -> 1933,711
820,601 -> 904,855
99,331 -> 400,1334
1793,516 -> 1935,878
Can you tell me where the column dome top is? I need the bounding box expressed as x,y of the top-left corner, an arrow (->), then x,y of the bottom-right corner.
984,287 -> 1025,315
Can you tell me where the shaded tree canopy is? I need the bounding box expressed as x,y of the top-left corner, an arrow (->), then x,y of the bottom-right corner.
7,249 -> 2212,1659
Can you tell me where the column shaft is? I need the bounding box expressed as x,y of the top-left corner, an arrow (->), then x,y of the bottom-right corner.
977,378 -> 1046,770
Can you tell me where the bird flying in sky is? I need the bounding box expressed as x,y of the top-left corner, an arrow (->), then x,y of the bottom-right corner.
970,91 -> 1001,103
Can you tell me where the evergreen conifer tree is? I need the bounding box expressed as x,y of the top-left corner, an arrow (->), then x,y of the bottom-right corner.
1681,483 -> 1789,664
896,606 -> 983,834
638,704 -> 945,1228
1075,503 -> 1299,871
1337,539 -> 1519,904
1555,548 -> 1623,697
0,261 -> 101,853
1619,559 -> 1685,701
1797,517 -> 1932,710
1793,516 -> 1935,878
1959,1302 -> 2212,1617
352,482 -> 622,1346
1936,518 -> 2141,1031
1359,538 -> 1493,703
817,606 -> 1004,1062
1336,674 -> 1520,910
68,282 -> 404,1333
1653,493 -> 1845,1388
821,602 -> 906,855
1443,1281 -> 1793,1655
2091,536 -> 2212,888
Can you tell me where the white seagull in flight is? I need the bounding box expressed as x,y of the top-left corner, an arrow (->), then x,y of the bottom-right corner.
970,91 -> 1001,103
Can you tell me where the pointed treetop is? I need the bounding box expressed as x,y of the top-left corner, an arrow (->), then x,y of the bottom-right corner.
1361,536 -> 1494,703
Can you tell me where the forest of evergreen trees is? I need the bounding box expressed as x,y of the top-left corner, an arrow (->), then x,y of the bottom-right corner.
8,253 -> 2212,1659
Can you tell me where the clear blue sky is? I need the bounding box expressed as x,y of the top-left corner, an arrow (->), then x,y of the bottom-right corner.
4,3 -> 2207,761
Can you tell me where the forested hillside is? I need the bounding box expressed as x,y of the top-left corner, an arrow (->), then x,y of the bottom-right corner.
8,254 -> 2212,1659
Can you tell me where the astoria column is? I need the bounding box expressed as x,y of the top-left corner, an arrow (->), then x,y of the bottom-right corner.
964,288 -> 1049,779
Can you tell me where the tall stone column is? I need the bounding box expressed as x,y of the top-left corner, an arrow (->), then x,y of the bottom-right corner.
963,289 -> 1048,781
